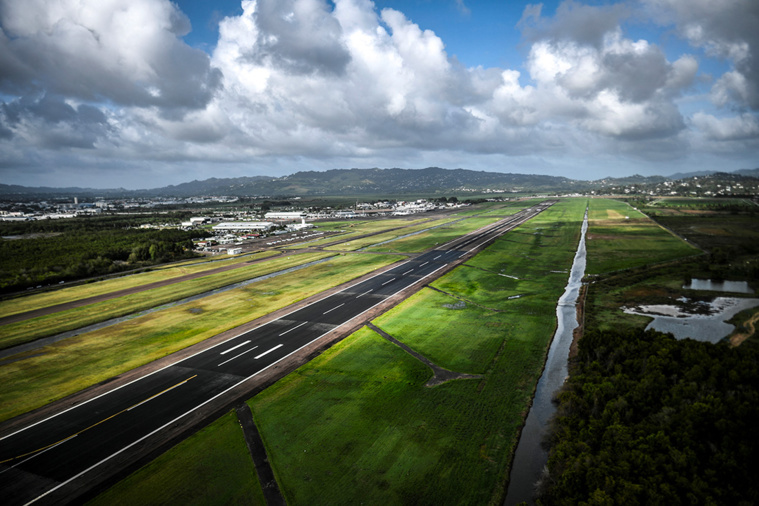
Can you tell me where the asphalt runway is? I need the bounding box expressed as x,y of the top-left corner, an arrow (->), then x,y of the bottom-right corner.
0,202 -> 553,505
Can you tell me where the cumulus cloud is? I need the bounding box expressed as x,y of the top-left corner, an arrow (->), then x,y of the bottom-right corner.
0,0 -> 221,111
643,0 -> 759,110
0,0 -> 757,188
692,112 -> 759,141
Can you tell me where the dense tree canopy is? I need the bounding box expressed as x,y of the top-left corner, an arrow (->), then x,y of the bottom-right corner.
0,215 -> 202,292
539,329 -> 759,505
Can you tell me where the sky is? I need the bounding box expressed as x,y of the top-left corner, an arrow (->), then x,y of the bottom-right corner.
0,0 -> 757,189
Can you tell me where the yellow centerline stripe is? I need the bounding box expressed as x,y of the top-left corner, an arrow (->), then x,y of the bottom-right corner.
0,375 -> 197,464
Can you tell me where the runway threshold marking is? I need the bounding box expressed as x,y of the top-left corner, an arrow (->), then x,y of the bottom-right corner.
218,346 -> 259,366
381,278 -> 396,286
220,340 -> 251,355
0,375 -> 198,465
255,344 -> 283,359
279,321 -> 308,336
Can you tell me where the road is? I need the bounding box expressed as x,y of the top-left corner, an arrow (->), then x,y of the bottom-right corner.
0,202 -> 553,505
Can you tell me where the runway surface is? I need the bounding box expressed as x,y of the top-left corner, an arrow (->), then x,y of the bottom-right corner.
0,202 -> 553,505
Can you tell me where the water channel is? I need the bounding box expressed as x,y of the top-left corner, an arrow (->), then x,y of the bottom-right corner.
504,208 -> 588,506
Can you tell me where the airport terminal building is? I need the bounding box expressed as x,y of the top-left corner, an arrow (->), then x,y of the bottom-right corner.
211,222 -> 276,234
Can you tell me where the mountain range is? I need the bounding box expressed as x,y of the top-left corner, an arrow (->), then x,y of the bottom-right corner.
1,167 -> 758,199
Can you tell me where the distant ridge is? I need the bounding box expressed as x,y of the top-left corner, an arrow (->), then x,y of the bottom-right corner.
1,166 -> 757,198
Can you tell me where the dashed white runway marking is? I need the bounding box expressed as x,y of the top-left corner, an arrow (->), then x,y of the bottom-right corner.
381,278 -> 396,286
356,289 -> 373,298
323,303 -> 345,315
255,344 -> 283,359
220,340 -> 251,355
278,321 -> 307,336
218,347 -> 258,366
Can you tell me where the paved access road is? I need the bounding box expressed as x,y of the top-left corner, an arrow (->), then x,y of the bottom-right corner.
0,202 -> 553,505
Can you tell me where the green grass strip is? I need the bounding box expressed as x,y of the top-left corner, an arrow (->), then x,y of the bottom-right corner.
0,250 -> 280,319
87,410 -> 265,506
0,253 -> 401,422
0,252 -> 336,350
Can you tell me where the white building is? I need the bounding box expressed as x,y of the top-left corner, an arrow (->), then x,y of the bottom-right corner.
265,211 -> 306,221
212,222 -> 276,233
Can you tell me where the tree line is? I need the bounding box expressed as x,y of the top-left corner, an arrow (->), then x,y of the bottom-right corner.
537,328 -> 758,505
0,215 -> 202,293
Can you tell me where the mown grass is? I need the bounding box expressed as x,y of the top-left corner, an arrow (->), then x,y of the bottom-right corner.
248,198 -> 587,505
87,410 -> 265,506
585,198 -> 699,274
292,218 -> 430,249
0,250 -> 280,319
0,252 -> 335,350
0,253 -> 401,422
364,217 -> 501,254
324,217 -> 459,251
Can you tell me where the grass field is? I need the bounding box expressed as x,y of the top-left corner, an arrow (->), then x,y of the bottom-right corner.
0,253 -> 401,422
364,217 -> 502,254
584,198 -> 757,335
0,250 -> 280,319
248,198 -> 587,504
0,252 -> 336,350
323,217 -> 460,251
289,218 -> 430,249
584,198 -> 700,274
87,410 -> 265,506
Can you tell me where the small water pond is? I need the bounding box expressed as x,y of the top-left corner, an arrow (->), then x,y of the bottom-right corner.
683,278 -> 753,294
623,297 -> 759,343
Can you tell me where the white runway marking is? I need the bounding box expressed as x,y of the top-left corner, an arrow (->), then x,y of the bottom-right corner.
218,346 -> 258,366
381,277 -> 396,286
278,321 -> 308,336
356,289 -> 373,298
403,269 -> 414,275
420,262 -> 429,267
220,340 -> 251,355
433,255 -> 441,260
255,344 -> 283,359
323,303 -> 345,315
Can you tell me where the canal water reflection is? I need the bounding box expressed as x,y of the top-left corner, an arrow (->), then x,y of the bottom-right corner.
504,208 -> 588,506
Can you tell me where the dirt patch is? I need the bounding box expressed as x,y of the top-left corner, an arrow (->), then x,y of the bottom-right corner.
730,310 -> 759,347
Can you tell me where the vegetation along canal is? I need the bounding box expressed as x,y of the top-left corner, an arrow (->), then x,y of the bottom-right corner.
505,207 -> 588,505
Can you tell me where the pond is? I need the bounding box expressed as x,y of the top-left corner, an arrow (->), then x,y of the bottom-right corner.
683,278 -> 753,294
623,297 -> 759,343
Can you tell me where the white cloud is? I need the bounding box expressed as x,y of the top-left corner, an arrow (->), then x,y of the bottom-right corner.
0,0 -> 757,188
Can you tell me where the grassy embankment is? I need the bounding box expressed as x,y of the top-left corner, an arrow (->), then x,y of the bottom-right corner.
0,251 -> 280,319
87,410 -> 266,506
246,198 -> 587,504
0,252 -> 335,350
0,253 -> 400,422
